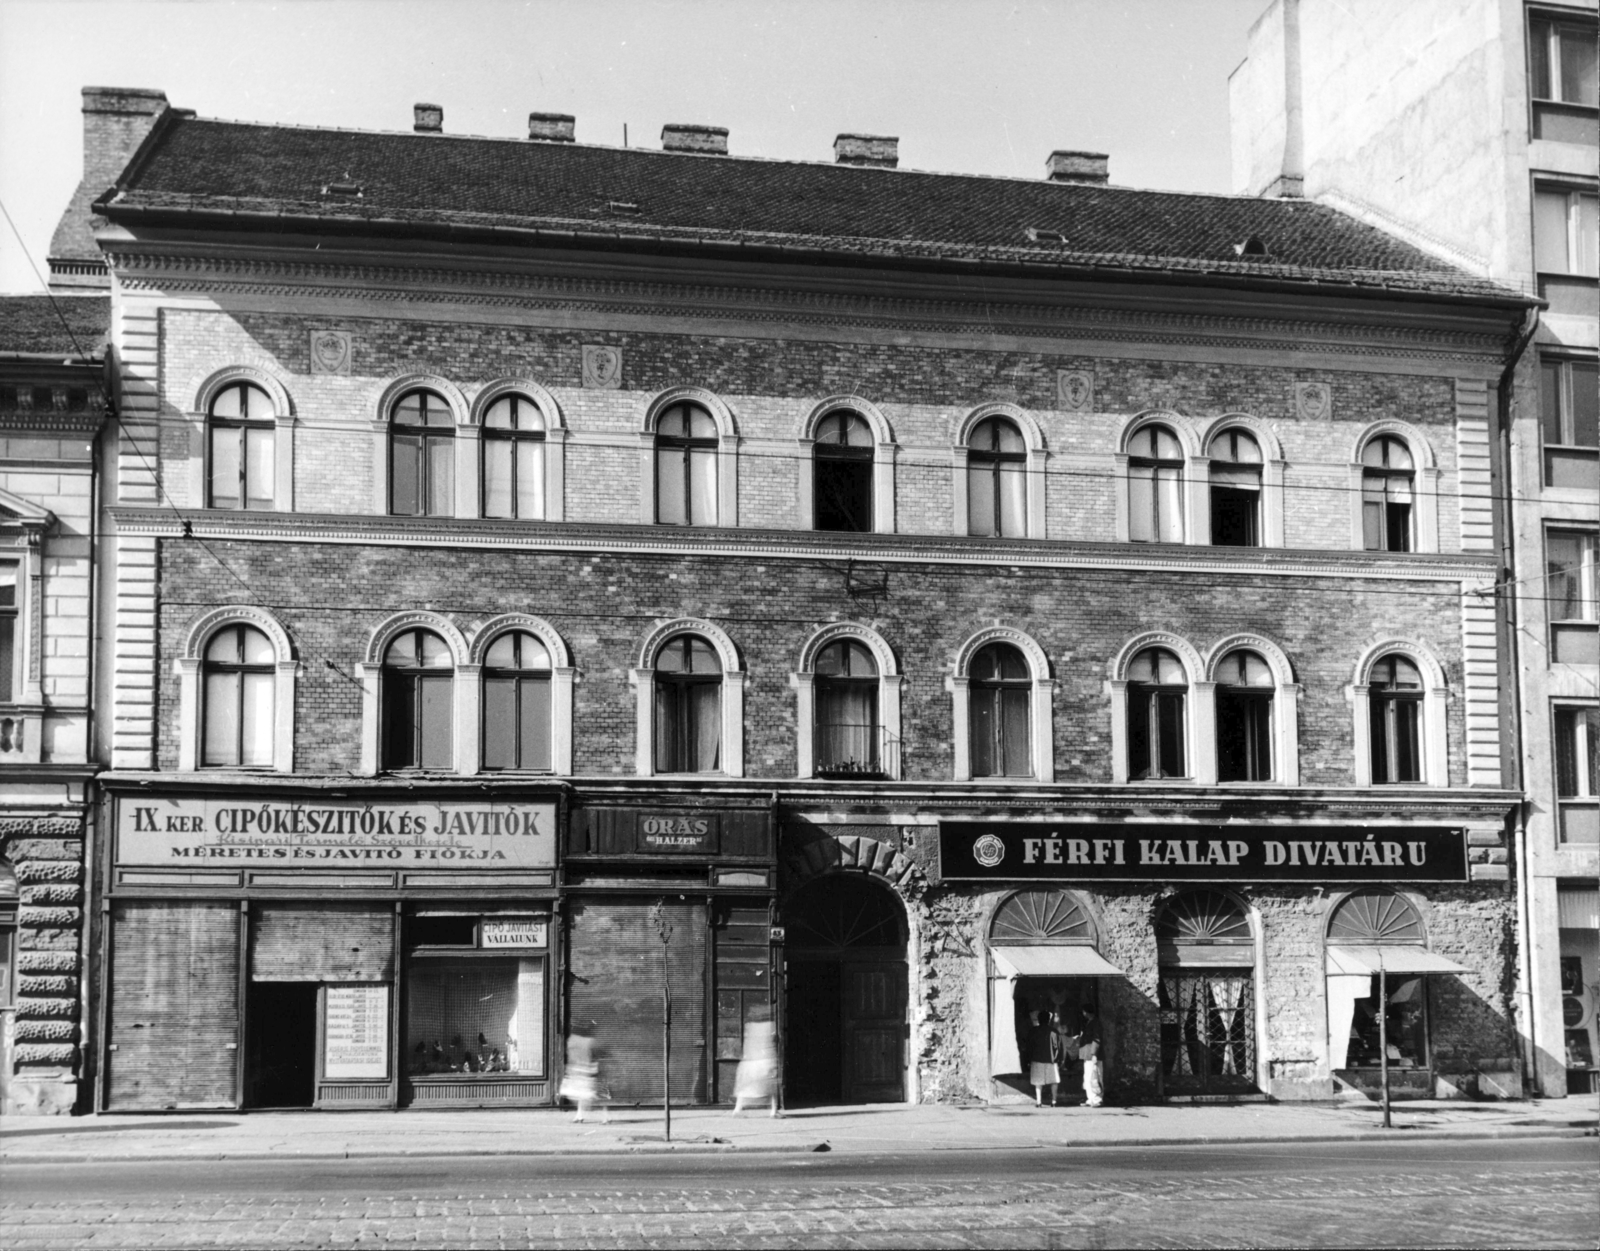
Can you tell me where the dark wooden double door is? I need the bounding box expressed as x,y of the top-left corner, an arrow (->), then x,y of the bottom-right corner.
782,876 -> 907,1105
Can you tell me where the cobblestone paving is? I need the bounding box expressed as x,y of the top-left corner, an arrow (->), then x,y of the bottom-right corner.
3,1158 -> 1595,1249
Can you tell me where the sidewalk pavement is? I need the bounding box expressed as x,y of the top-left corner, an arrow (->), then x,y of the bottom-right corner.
3,1094 -> 1595,1164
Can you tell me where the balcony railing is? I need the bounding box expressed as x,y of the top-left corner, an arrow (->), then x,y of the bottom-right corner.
815,723 -> 900,780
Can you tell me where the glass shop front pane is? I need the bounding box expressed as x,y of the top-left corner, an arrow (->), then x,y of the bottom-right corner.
406,957 -> 546,1076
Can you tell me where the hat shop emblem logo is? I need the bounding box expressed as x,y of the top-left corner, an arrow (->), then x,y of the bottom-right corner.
972,833 -> 1006,868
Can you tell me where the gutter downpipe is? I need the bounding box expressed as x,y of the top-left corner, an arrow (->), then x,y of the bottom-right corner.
1497,306 -> 1540,1096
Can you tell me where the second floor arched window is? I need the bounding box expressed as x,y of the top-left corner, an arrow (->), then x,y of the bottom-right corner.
482,395 -> 546,520
1361,436 -> 1414,552
1128,647 -> 1187,779
656,403 -> 718,526
482,631 -> 552,771
202,624 -> 275,767
1369,654 -> 1424,783
813,411 -> 874,532
382,629 -> 454,770
967,417 -> 1027,538
391,390 -> 455,518
1128,425 -> 1185,543
1209,429 -> 1263,547
1215,649 -> 1274,782
969,642 -> 1032,777
654,635 -> 722,772
814,639 -> 881,776
208,382 -> 275,511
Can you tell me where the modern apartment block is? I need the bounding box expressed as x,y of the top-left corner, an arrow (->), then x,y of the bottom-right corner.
1232,0 -> 1600,1096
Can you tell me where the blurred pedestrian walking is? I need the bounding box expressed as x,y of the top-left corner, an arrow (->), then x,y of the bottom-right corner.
1078,1004 -> 1104,1108
731,1008 -> 779,1117
561,1024 -> 607,1123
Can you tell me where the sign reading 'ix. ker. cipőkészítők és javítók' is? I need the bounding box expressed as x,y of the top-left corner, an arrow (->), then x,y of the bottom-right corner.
115,796 -> 557,868
939,823 -> 1468,882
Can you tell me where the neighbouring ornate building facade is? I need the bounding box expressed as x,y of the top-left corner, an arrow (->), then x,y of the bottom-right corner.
28,88 -> 1544,1113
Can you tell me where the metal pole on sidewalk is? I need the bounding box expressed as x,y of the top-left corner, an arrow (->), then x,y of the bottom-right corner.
1379,958 -> 1391,1129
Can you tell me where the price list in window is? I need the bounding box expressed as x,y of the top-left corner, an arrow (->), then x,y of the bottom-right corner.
324,985 -> 390,1079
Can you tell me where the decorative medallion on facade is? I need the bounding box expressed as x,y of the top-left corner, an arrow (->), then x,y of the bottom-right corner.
582,344 -> 623,390
308,330 -> 353,375
1057,369 -> 1095,413
972,833 -> 1006,868
1294,382 -> 1332,421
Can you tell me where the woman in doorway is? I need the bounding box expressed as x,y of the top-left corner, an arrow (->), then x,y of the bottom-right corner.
1025,1009 -> 1062,1107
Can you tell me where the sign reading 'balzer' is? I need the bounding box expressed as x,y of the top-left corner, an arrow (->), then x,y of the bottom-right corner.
116,797 -> 558,869
939,823 -> 1468,883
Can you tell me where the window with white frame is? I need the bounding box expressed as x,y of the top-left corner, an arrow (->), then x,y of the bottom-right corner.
656,403 -> 718,526
482,631 -> 552,771
1209,429 -> 1263,547
1127,647 -> 1188,780
1128,425 -> 1185,543
382,629 -> 454,770
1360,436 -> 1415,552
966,417 -> 1027,538
391,390 -> 455,517
1368,654 -> 1424,784
1533,182 -> 1599,321
1530,13 -> 1599,113
0,564 -> 14,704
814,411 -> 874,533
653,635 -> 722,773
1547,528 -> 1598,665
201,624 -> 276,768
1540,357 -> 1599,490
968,643 -> 1032,778
208,382 -> 276,510
1215,650 -> 1273,782
813,639 -> 883,776
481,394 -> 546,520
1555,704 -> 1599,845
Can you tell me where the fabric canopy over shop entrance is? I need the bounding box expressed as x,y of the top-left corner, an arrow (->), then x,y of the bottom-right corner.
992,946 -> 1125,978
1325,946 -> 1468,975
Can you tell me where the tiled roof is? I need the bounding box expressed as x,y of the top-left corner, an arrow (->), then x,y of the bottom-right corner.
103,115 -> 1525,303
0,295 -> 110,358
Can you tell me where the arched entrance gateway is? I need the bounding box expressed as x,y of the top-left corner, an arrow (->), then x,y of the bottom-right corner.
781,874 -> 908,1104
1156,890 -> 1259,1096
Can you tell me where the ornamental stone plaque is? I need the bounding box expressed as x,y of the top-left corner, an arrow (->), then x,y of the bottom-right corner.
1294,381 -> 1332,421
309,330 -> 353,375
1057,369 -> 1094,412
582,344 -> 623,390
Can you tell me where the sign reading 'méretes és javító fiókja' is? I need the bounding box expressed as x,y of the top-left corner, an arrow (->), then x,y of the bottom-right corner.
116,796 -> 557,868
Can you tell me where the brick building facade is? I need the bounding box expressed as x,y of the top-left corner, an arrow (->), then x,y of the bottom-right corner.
80,97 -> 1536,1110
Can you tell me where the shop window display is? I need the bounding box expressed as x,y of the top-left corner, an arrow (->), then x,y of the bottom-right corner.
405,958 -> 545,1077
1340,975 -> 1428,1068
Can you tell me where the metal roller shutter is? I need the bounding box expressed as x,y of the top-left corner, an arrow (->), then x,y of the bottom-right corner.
568,899 -> 706,1105
106,900 -> 240,1111
250,904 -> 394,982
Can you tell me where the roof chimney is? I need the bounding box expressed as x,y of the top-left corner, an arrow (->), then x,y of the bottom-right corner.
414,103 -> 443,134
528,112 -> 575,143
47,86 -> 169,291
1045,150 -> 1109,185
661,123 -> 728,155
834,134 -> 898,169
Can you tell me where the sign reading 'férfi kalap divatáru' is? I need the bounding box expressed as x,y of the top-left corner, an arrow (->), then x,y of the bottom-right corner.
939,823 -> 1468,883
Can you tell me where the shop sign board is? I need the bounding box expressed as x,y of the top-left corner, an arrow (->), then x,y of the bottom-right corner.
324,985 -> 389,1080
939,823 -> 1468,883
635,813 -> 720,854
480,917 -> 549,948
115,796 -> 557,868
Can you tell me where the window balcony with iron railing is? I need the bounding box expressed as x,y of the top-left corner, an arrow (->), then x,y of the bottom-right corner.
814,722 -> 900,780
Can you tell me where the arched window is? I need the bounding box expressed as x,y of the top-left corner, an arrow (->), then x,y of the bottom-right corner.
482,631 -> 552,771
391,390 -> 455,517
969,643 -> 1032,777
813,410 -> 874,533
1215,649 -> 1274,782
382,629 -> 454,769
1361,436 -> 1414,552
1369,654 -> 1424,783
991,890 -> 1094,944
1156,891 -> 1257,1094
654,635 -> 722,772
208,382 -> 275,510
202,624 -> 275,767
1128,647 -> 1187,779
1128,425 -> 1184,543
967,417 -> 1027,538
656,403 -> 718,526
1209,429 -> 1263,547
814,639 -> 881,776
1326,890 -> 1433,1071
482,395 -> 546,520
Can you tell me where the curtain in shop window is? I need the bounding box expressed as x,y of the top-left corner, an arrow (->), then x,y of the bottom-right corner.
1173,976 -> 1198,1077
990,972 -> 1021,1076
1209,976 -> 1247,1076
1327,974 -> 1369,1070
